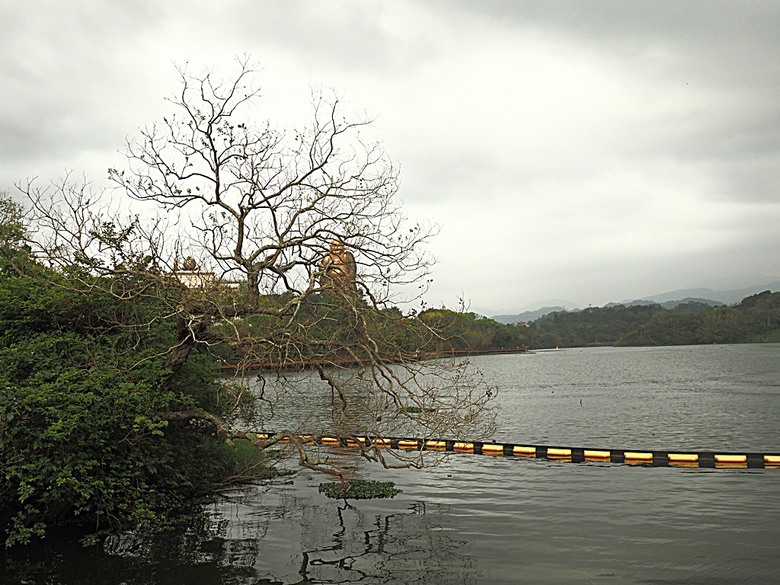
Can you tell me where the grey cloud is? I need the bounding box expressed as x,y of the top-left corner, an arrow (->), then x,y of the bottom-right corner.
453,1 -> 780,54
221,1 -> 438,75
0,2 -> 158,157
3,0 -> 778,309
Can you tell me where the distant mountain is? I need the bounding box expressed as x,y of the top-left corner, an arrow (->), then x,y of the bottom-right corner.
489,298 -> 581,324
608,297 -> 724,310
637,281 -> 780,306
492,306 -> 567,324
489,280 -> 780,324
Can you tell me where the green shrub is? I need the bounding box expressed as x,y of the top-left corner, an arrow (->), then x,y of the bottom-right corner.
0,264 -> 269,546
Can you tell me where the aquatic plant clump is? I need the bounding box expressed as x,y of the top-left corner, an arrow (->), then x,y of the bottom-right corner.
318,480 -> 401,500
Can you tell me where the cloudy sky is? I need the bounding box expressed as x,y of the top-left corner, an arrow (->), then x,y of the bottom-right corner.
2,1 -> 779,313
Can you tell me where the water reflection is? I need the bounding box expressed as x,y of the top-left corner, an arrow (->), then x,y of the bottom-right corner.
290,502 -> 475,584
1,475 -> 481,585
204,476 -> 480,585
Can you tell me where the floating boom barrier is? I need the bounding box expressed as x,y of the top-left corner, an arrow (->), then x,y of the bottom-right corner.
253,433 -> 780,470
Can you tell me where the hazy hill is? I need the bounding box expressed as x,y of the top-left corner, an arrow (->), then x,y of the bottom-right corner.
511,290 -> 780,349
637,281 -> 780,305
491,280 -> 780,324
609,297 -> 724,310
492,306 -> 566,324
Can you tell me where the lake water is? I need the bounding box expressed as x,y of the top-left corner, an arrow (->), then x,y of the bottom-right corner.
4,344 -> 780,584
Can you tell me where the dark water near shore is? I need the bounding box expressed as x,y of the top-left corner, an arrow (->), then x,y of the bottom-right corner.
4,344 -> 780,584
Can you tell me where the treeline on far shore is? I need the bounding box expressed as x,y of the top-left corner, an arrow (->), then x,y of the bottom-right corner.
211,290 -> 780,368
425,290 -> 780,351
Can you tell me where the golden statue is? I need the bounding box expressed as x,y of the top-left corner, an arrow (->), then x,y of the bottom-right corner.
182,256 -> 197,271
320,239 -> 357,292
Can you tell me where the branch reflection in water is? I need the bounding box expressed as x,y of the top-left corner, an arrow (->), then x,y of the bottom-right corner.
206,464 -> 480,584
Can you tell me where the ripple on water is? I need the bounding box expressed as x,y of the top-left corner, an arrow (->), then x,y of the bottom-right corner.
179,346 -> 780,584
6,345 -> 778,585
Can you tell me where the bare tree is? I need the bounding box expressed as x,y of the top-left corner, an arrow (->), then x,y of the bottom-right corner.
110,57 -> 428,306
21,57 -> 496,477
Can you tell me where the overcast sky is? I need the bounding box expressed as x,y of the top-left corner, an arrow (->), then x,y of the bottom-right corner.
2,1 -> 779,312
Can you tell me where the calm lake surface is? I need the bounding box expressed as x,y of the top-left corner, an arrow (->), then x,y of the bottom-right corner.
4,344 -> 780,584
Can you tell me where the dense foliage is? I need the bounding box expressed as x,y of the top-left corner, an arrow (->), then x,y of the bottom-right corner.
503,295 -> 780,349
518,304 -> 665,348
617,292 -> 780,346
415,309 -> 525,353
0,214 -> 270,546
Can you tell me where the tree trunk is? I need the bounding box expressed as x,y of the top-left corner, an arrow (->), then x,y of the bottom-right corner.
163,313 -> 207,390
246,268 -> 259,307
